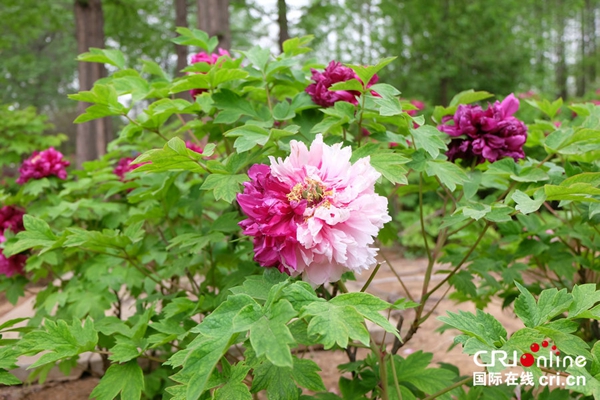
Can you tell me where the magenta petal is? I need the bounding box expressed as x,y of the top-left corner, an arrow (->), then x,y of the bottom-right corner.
500,94 -> 520,117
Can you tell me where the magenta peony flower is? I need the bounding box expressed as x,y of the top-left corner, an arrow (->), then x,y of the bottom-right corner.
306,61 -> 379,108
438,94 -> 527,164
189,48 -> 230,99
0,206 -> 27,277
237,134 -> 391,285
113,157 -> 149,181
0,252 -> 27,277
0,206 -> 24,235
185,141 -> 203,154
16,148 -> 70,185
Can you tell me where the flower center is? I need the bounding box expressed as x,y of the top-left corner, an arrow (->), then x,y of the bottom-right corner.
287,177 -> 332,207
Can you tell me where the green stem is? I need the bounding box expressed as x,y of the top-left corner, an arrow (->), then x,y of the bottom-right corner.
379,251 -> 415,302
371,339 -> 389,400
422,376 -> 471,400
424,222 -> 490,301
360,263 -> 381,292
388,354 -> 402,400
357,91 -> 367,146
125,115 -> 169,142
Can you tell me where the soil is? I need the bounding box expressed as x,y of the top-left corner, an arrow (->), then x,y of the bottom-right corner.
0,252 -> 523,398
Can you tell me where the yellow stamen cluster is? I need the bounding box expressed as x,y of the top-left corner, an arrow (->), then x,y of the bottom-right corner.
287,178 -> 332,207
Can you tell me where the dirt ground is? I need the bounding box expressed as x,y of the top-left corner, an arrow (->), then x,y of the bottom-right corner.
0,252 -> 524,398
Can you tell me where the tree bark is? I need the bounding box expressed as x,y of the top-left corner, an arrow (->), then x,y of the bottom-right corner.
197,0 -> 231,50
277,0 -> 289,53
74,0 -> 112,168
175,0 -> 189,77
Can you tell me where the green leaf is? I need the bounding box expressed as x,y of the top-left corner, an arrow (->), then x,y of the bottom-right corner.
526,97 -> 563,119
514,282 -> 542,327
282,35 -> 314,56
374,97 -> 403,116
300,300 -> 370,349
0,370 -> 21,385
89,360 -> 144,400
77,48 -> 125,69
3,214 -> 57,257
346,57 -> 396,86
291,358 -> 326,392
537,288 -> 573,322
438,309 -> 506,347
243,46 -> 271,71
512,189 -> 546,214
200,173 -> 248,203
213,89 -> 261,123
568,284 -> 600,319
224,125 -> 270,153
132,138 -> 206,174
141,59 -> 170,80
391,298 -> 420,310
388,352 -> 456,397
510,167 -> 549,182
23,177 -> 51,196
173,334 -> 237,400
173,27 -> 217,52
330,293 -> 399,340
369,83 -> 401,98
214,382 -> 252,400
273,101 -> 295,120
23,318 -> 98,369
329,79 -> 364,92
545,183 -> 600,202
251,360 -> 300,400
448,90 -> 494,107
412,125 -> 447,159
425,160 -> 468,191
351,144 -> 410,185
249,300 -> 297,367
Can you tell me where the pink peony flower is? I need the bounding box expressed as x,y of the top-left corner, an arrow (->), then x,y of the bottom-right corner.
406,99 -> 425,117
113,157 -> 148,181
16,148 -> 70,185
306,61 -> 379,108
189,48 -> 230,99
517,90 -> 537,99
185,141 -> 203,154
237,134 -> 391,285
438,94 -> 527,164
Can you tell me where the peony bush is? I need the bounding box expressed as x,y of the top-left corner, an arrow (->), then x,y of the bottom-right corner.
0,29 -> 600,399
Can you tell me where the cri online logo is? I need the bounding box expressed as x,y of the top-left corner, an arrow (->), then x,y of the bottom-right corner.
473,339 -> 587,369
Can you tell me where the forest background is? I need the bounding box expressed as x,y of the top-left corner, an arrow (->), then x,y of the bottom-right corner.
2,0 -> 600,165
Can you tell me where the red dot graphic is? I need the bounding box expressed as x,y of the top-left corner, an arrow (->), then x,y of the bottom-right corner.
530,343 -> 540,352
552,345 -> 557,351
520,353 -> 535,367
542,340 -> 549,347
555,351 -> 560,356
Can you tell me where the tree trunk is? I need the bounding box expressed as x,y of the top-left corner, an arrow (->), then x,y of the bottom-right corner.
74,0 -> 112,168
586,0 -> 597,88
555,0 -> 568,99
197,0 -> 230,50
175,0 -> 189,77
277,0 -> 289,53
577,4 -> 586,97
